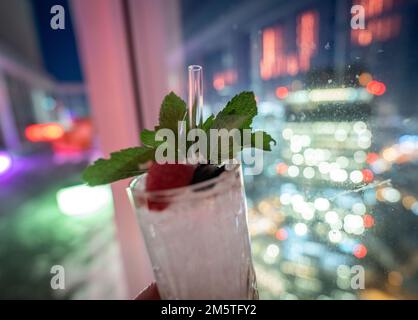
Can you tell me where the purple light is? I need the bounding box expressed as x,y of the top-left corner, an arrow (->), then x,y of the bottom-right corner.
0,151 -> 12,175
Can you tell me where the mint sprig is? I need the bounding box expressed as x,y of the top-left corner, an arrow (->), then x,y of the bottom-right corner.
140,129 -> 161,149
157,91 -> 187,133
82,147 -> 154,186
210,91 -> 257,130
82,91 -> 276,186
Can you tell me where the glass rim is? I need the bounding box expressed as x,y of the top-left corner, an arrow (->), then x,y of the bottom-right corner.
129,164 -> 241,199
188,64 -> 202,72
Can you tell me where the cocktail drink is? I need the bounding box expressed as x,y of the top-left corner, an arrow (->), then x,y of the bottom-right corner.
82,65 -> 274,300
129,165 -> 258,299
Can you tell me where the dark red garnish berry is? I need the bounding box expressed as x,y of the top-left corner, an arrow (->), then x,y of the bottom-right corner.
145,163 -> 196,211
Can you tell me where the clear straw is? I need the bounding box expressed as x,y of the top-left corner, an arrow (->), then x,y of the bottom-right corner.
188,65 -> 203,128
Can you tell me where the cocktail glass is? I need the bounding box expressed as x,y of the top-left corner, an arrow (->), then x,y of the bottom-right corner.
128,165 -> 258,299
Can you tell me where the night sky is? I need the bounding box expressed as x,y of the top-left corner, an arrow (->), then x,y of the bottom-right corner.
31,0 -> 83,82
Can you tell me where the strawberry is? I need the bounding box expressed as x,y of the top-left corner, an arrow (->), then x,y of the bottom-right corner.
145,162 -> 196,211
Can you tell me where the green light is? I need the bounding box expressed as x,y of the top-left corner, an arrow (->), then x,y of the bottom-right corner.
56,184 -> 113,217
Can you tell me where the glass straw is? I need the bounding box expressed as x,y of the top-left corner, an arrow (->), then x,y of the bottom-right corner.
188,65 -> 203,128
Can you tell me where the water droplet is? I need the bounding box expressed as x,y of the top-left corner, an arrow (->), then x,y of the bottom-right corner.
324,42 -> 331,50
328,79 -> 333,84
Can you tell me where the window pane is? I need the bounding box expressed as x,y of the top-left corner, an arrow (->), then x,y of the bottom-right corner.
177,0 -> 418,299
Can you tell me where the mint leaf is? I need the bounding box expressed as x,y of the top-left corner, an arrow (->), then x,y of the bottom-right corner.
206,92 -> 275,159
211,91 -> 257,130
82,147 -> 154,186
140,129 -> 162,148
158,92 -> 187,133
244,131 -> 276,151
201,115 -> 215,132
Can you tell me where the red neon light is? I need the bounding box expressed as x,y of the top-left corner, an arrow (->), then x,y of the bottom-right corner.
356,30 -> 373,46
287,54 -> 299,76
351,0 -> 401,46
213,78 -> 225,91
276,162 -> 288,175
260,10 -> 318,80
25,123 -> 65,142
260,27 -> 282,80
275,86 -> 289,100
362,169 -> 374,183
213,70 -> 237,91
275,228 -> 288,241
363,214 -> 375,228
366,152 -> 379,164
354,0 -> 394,19
297,11 -> 318,72
52,119 -> 93,155
353,244 -> 368,259
366,80 -> 386,96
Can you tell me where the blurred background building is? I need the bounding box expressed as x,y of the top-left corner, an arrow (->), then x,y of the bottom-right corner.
0,0 -> 125,299
0,0 -> 417,299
